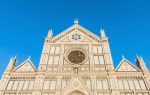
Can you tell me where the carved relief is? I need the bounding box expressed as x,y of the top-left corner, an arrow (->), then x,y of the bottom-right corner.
69,31 -> 84,42
69,91 -> 84,95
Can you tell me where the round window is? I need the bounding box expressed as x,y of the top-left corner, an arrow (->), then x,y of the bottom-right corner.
68,50 -> 85,64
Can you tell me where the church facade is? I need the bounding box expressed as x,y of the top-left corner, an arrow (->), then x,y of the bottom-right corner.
0,20 -> 150,95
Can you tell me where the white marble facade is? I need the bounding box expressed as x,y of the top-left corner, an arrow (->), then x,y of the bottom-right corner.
0,20 -> 150,95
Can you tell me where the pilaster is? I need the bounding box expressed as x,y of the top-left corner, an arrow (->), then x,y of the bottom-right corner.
33,72 -> 45,95
91,76 -> 96,95
101,37 -> 114,71
56,76 -> 62,95
108,74 -> 119,95
89,45 -> 94,70
59,45 -> 65,71
0,75 -> 10,94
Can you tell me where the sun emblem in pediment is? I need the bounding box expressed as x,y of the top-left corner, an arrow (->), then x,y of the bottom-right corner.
69,31 -> 84,42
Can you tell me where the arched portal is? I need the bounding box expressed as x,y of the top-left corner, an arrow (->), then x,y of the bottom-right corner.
69,91 -> 84,95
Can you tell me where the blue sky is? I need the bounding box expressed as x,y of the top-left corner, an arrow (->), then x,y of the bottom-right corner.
0,0 -> 150,77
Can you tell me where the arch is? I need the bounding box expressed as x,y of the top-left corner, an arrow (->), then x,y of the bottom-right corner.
68,90 -> 85,95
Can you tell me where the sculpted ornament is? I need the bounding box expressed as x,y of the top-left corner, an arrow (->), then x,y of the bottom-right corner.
40,65 -> 46,72
69,91 -> 84,95
69,32 -> 84,42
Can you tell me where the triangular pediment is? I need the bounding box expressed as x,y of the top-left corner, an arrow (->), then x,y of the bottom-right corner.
57,30 -> 97,43
62,76 -> 91,95
49,24 -> 101,44
116,58 -> 140,72
13,58 -> 36,72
